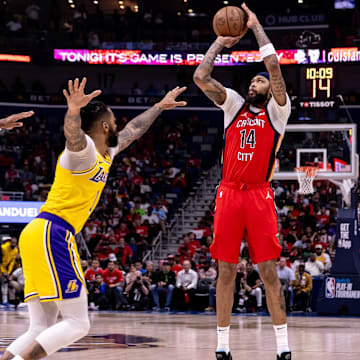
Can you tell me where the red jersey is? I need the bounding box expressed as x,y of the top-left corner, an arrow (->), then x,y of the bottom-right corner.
85,267 -> 103,282
102,269 -> 124,285
222,102 -> 282,183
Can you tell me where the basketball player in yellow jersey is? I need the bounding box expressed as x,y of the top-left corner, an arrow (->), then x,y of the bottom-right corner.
2,77 -> 187,360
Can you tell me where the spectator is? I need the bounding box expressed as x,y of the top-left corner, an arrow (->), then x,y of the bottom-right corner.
316,206 -> 329,227
277,257 -> 295,311
151,261 -> 176,311
293,262 -> 313,311
198,260 -> 217,280
152,201 -> 167,233
8,259 -> 25,307
117,238 -> 133,266
305,253 -> 324,276
81,260 -> 88,274
135,261 -> 146,275
143,261 -> 155,285
1,238 -> 19,306
314,244 -> 332,272
141,207 -> 159,225
174,260 -> 198,310
88,273 -> 111,310
233,262 -> 247,313
167,254 -> 183,275
102,261 -> 125,310
6,15 -> 22,33
85,259 -> 103,282
125,271 -> 150,310
245,262 -> 263,311
188,232 -> 201,252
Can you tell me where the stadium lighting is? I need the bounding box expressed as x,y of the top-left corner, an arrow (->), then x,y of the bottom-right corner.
93,0 -> 99,4
120,4 -> 125,9
223,1 -> 229,4
70,3 -> 75,7
188,8 -> 193,13
118,0 -> 123,3
298,0 -> 303,3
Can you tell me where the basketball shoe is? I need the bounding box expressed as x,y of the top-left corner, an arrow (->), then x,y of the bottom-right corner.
277,351 -> 291,359
215,351 -> 232,360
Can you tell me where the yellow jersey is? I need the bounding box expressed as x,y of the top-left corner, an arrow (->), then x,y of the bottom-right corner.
0,241 -> 18,274
41,150 -> 112,234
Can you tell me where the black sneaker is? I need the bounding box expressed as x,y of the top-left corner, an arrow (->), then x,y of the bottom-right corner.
277,352 -> 291,360
216,351 -> 232,360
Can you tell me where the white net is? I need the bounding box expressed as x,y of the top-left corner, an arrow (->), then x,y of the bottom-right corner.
295,166 -> 319,194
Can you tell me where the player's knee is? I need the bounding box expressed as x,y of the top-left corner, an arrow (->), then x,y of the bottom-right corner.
218,264 -> 236,285
259,264 -> 277,285
69,318 -> 90,339
28,324 -> 49,338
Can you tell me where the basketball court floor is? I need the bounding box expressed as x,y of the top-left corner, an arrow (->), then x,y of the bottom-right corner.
1,310 -> 359,360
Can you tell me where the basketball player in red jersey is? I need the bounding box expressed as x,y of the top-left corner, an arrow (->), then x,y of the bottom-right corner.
194,4 -> 291,360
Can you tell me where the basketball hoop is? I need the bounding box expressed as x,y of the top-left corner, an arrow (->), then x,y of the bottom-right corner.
295,166 -> 319,194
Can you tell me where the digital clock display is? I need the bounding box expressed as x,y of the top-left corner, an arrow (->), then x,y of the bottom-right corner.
305,67 -> 334,98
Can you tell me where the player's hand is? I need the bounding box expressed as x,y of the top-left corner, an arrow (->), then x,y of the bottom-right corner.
0,111 -> 34,130
241,3 -> 260,29
156,86 -> 187,111
63,77 -> 102,113
216,36 -> 242,48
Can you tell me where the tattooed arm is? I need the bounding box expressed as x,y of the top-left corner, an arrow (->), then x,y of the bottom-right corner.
63,77 -> 101,152
115,86 -> 187,154
242,3 -> 287,106
193,36 -> 241,105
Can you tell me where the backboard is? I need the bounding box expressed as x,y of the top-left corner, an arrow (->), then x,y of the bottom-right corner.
273,124 -> 358,180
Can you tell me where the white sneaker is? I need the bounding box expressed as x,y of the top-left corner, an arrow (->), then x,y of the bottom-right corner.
16,303 -> 27,309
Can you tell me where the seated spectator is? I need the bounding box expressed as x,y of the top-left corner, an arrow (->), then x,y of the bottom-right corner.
152,201 -> 167,233
143,261 -> 155,285
141,207 -> 160,225
102,261 -> 125,310
117,238 -> 133,267
81,260 -> 88,274
116,222 -> 130,238
198,260 -> 217,281
88,273 -> 111,310
195,245 -> 211,264
85,259 -> 103,282
8,259 -> 24,307
125,271 -> 150,310
312,231 -> 328,251
167,254 -> 183,275
135,261 -> 146,275
314,244 -> 332,272
303,240 -> 314,258
277,257 -> 295,311
305,253 -> 324,276
151,261 -> 176,311
316,206 -> 329,227
233,262 -> 247,313
245,262 -> 263,311
293,262 -> 313,311
174,260 -> 198,310
188,232 -> 201,253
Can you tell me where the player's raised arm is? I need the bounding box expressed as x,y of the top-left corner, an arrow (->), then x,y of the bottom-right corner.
193,36 -> 241,105
241,2 -> 287,106
0,111 -> 34,130
63,77 -> 102,152
115,86 -> 187,154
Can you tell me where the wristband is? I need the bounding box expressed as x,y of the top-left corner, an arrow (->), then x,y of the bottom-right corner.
260,43 -> 276,60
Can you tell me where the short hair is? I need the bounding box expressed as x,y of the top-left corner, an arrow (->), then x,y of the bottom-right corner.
80,101 -> 110,133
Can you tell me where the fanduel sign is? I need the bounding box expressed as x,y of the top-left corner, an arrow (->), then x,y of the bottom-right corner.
0,201 -> 44,223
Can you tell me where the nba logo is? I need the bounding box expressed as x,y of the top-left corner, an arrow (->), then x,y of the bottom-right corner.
325,277 -> 336,299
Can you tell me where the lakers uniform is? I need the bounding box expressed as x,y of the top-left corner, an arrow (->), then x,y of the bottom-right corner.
20,141 -> 113,302
210,88 -> 291,264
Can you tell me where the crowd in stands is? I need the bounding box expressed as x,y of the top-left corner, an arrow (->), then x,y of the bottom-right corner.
0,174 -> 351,312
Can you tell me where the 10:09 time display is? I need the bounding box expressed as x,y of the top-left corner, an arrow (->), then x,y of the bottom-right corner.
305,67 -> 334,98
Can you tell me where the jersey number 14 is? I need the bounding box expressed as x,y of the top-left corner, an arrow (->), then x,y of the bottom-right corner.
239,129 -> 256,149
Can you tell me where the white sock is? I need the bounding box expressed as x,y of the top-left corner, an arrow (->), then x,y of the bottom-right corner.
216,326 -> 230,354
12,356 -> 24,360
273,324 -> 290,355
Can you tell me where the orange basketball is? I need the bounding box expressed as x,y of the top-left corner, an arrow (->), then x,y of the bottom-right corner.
212,6 -> 248,38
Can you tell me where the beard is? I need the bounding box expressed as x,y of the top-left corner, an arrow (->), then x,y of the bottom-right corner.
107,128 -> 118,147
246,91 -> 269,107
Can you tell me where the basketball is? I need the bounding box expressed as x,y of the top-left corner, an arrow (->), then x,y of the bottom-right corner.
212,6 -> 248,38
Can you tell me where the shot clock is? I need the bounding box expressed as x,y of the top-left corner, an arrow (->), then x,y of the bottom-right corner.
305,66 -> 334,99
